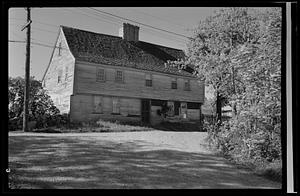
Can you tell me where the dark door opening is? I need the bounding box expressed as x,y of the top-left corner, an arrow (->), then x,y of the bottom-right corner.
174,101 -> 180,115
141,99 -> 150,123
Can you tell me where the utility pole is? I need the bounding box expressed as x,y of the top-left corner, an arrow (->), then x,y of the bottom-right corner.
22,7 -> 31,132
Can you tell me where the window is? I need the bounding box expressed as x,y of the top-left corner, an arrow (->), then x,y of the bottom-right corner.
96,68 -> 105,82
112,98 -> 120,114
184,80 -> 191,91
58,69 -> 62,84
171,78 -> 177,89
115,70 -> 123,82
145,74 -> 152,87
93,96 -> 103,113
58,42 -> 62,56
65,66 -> 68,81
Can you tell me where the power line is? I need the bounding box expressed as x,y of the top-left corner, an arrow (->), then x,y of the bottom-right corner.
81,7 -> 187,44
10,23 -> 58,35
63,8 -> 121,27
131,9 -> 187,30
88,7 -> 192,39
9,40 -> 69,50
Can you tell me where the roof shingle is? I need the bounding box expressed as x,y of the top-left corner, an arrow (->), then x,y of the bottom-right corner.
61,26 -> 194,77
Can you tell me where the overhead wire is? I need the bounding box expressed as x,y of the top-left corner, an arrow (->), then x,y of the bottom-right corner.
131,9 -> 187,30
9,40 -> 69,51
10,9 -> 189,46
88,7 -> 192,39
83,8 -> 188,44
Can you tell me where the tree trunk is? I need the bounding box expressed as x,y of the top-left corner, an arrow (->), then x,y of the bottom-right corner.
216,91 -> 222,126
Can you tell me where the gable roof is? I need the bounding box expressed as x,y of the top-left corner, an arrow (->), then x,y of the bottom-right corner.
61,26 -> 195,77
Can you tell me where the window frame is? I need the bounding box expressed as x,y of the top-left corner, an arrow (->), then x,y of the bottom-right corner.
112,98 -> 120,114
57,69 -> 63,84
58,42 -> 62,56
115,70 -> 124,83
145,74 -> 152,87
171,78 -> 177,89
184,79 -> 191,91
96,68 -> 106,82
65,66 -> 68,81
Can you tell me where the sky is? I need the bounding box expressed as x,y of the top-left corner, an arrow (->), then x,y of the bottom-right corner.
8,7 -> 218,81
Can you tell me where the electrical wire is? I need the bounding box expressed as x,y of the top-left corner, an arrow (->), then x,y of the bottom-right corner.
9,40 -> 69,50
88,7 -> 192,39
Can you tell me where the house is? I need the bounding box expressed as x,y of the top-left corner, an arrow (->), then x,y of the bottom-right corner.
42,23 -> 205,125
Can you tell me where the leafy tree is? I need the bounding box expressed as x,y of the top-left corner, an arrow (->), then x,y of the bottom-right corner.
167,8 -> 262,123
8,76 -> 60,130
167,7 -> 281,164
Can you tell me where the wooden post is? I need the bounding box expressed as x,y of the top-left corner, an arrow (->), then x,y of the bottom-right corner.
22,7 -> 31,132
199,103 -> 203,131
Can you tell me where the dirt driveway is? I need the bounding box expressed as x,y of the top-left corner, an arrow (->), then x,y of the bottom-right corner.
8,131 -> 281,189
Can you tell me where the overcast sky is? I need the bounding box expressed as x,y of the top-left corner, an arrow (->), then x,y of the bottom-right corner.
8,7 -> 219,80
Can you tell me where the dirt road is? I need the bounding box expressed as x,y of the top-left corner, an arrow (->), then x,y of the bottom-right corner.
8,131 -> 281,189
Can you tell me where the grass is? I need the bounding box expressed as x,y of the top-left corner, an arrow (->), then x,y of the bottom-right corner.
27,119 -> 204,134
30,119 -> 154,133
206,144 -> 282,183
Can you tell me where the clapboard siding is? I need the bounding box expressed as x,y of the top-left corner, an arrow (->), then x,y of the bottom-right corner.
74,62 -> 204,103
70,94 -> 141,122
43,29 -> 75,114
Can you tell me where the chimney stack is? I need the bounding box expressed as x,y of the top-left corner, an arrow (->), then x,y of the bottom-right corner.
119,23 -> 139,42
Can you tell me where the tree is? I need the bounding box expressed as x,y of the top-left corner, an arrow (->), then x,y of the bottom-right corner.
167,8 -> 282,162
8,76 -> 60,130
167,8 -> 263,124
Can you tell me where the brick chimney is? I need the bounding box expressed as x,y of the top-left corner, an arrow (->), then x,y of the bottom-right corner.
119,23 -> 139,42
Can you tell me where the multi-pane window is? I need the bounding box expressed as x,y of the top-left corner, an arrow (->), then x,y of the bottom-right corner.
96,68 -> 105,82
112,98 -> 120,114
93,96 -> 103,113
58,69 -> 62,84
171,78 -> 177,89
115,70 -> 123,82
145,74 -> 152,87
184,80 -> 191,91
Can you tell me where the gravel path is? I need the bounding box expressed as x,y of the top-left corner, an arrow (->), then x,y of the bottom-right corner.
8,131 -> 281,189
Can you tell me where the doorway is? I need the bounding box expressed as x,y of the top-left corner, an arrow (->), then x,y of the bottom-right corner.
141,99 -> 150,123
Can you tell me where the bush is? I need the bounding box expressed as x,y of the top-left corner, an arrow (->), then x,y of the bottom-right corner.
8,77 -> 71,131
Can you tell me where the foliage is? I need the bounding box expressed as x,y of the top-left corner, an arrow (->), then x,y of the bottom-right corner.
8,76 -> 68,130
169,7 -> 282,176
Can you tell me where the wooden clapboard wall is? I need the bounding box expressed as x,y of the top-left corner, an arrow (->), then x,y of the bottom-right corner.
43,29 -> 75,114
74,61 -> 204,103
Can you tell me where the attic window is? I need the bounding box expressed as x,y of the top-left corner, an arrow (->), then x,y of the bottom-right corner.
58,42 -> 62,56
58,69 -> 63,84
65,66 -> 68,81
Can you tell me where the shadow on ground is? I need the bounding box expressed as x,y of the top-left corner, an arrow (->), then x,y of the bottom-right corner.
8,135 -> 281,189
